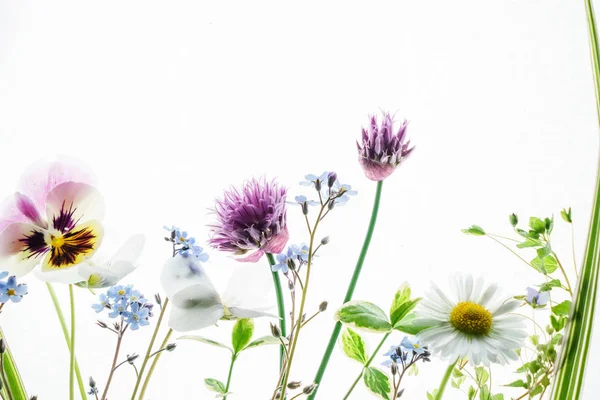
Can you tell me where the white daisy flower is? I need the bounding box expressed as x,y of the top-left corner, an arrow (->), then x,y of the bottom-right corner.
415,275 -> 527,366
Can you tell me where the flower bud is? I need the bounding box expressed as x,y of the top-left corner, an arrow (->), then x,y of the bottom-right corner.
287,258 -> 297,271
127,354 -> 139,363
287,381 -> 302,390
391,362 -> 398,375
288,280 -> 295,292
397,388 -> 405,398
302,201 -> 309,215
0,339 -> 5,354
303,384 -> 317,395
327,172 -> 337,188
320,236 -> 330,245
89,376 -> 96,389
270,322 -> 282,338
509,213 -> 518,227
96,320 -> 108,329
154,293 -> 162,305
327,201 -> 335,211
319,301 -> 328,312
314,179 -> 322,192
29,396 -> 37,400
166,343 -> 177,352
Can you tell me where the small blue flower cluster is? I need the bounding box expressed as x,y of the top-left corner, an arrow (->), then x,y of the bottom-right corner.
163,225 -> 210,261
382,336 -> 430,368
0,271 -> 28,304
295,171 -> 357,207
271,244 -> 310,274
92,285 -> 153,330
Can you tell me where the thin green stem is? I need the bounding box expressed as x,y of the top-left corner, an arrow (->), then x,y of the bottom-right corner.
130,297 -> 169,400
486,235 -> 531,268
223,354 -> 237,400
0,328 -> 27,400
572,223 -> 579,278
69,284 -> 76,400
101,327 -> 125,400
553,252 -> 574,297
308,181 -> 384,399
434,358 -> 459,400
276,202 -> 328,399
343,331 -> 391,400
0,354 -> 14,400
45,283 -> 86,399
266,253 -> 286,371
138,328 -> 173,400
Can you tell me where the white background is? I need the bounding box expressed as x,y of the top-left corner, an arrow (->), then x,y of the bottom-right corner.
0,1 -> 598,399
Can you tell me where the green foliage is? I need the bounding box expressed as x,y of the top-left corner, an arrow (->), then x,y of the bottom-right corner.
179,335 -> 233,353
462,225 -> 486,236
560,207 -> 572,223
335,301 -> 392,332
341,328 -> 367,365
530,254 -> 558,274
242,336 -> 285,351
363,367 -> 391,399
392,312 -> 430,334
390,285 -> 421,326
231,318 -> 254,354
551,300 -> 572,316
204,378 -> 227,394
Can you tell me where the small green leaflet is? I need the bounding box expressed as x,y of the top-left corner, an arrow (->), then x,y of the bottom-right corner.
530,254 -> 558,274
231,319 -> 254,354
462,225 -> 486,236
178,336 -> 233,353
363,367 -> 391,399
335,301 -> 392,332
242,336 -> 285,352
389,284 -> 421,327
205,378 -> 226,394
551,300 -> 572,316
341,328 -> 367,365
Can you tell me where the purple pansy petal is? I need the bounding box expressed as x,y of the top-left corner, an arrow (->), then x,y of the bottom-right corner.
15,193 -> 45,227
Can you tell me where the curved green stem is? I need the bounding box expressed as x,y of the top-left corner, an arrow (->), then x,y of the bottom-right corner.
69,284 -> 76,400
308,181 -> 384,399
138,328 -> 173,400
45,283 -> 86,399
266,253 -> 286,371
223,354 -> 237,400
0,328 -> 27,400
434,359 -> 459,400
130,297 -> 169,400
343,331 -> 391,400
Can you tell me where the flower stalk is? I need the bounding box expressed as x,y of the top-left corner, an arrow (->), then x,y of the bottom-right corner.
434,359 -> 459,400
266,253 -> 287,371
551,0 -> 600,397
308,181 -> 384,399
0,329 -> 27,400
69,284 -> 76,400
138,328 -> 173,400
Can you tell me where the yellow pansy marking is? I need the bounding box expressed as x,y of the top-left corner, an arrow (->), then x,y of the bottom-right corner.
450,301 -> 492,335
42,220 -> 104,271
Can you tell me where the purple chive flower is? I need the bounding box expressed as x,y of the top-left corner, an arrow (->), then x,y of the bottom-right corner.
208,178 -> 289,263
357,112 -> 415,181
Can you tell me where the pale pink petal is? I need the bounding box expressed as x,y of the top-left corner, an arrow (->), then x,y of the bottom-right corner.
17,158 -> 96,212
15,192 -> 46,227
0,196 -> 29,232
235,249 -> 265,263
262,226 -> 289,254
0,223 -> 47,276
45,182 -> 105,230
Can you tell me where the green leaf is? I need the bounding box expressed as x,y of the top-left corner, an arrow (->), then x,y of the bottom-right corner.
468,386 -> 477,400
242,335 -> 285,352
531,254 -> 558,274
538,279 -> 562,292
552,300 -> 572,316
545,216 -> 554,234
551,315 -> 567,331
530,385 -> 543,396
479,385 -> 490,400
341,328 -> 367,365
462,225 -> 486,236
0,334 -> 28,400
530,334 -> 539,346
517,238 -> 542,248
560,207 -> 572,223
529,217 -> 546,234
204,378 -> 226,394
475,366 -> 489,385
390,284 -> 421,326
231,318 -> 254,354
509,213 -> 519,227
504,379 -> 528,388
392,313 -> 431,334
178,335 -> 233,353
336,301 -> 392,332
492,394 -> 504,400
536,245 -> 552,258
363,367 -> 391,399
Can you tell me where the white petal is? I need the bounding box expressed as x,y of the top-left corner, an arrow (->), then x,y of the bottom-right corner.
478,283 -> 498,307
492,299 -> 521,316
221,264 -> 273,310
229,307 -> 277,319
108,234 -> 145,264
160,256 -> 221,308
45,182 -> 105,227
168,303 -> 224,332
34,267 -> 85,284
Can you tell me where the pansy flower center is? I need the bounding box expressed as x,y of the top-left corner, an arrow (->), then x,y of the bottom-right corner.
450,301 -> 492,335
51,234 -> 66,248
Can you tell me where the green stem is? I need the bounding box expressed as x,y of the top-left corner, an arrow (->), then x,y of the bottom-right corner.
552,2 -> 600,397
0,354 -> 14,400
266,253 -> 286,371
138,328 -> 173,400
69,284 -> 76,400
0,328 -> 27,400
131,297 -> 169,400
308,181 -> 384,399
45,283 -> 86,399
486,235 -> 531,268
223,354 -> 238,400
553,252 -> 574,296
343,331 -> 391,400
434,359 -> 459,400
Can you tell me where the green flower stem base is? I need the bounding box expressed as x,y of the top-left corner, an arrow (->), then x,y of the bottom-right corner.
46,283 -> 86,400
266,253 -> 286,371
434,359 -> 458,400
0,329 -> 26,400
68,284 -> 76,400
138,328 -> 173,400
309,180 -> 384,399
551,1 -> 600,398
223,354 -> 238,400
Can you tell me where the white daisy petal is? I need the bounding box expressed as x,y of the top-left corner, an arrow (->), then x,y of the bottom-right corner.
492,299 -> 521,316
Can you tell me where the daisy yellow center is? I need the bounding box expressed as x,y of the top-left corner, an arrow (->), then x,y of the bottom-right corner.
450,301 -> 492,335
6,289 -> 15,296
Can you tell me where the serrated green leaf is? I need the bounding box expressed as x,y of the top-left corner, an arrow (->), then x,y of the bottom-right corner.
504,379 -> 528,388
363,367 -> 391,399
336,301 -> 392,332
390,285 -> 421,326
462,225 -> 486,236
178,335 -> 233,353
231,318 -> 254,354
392,313 -> 431,335
205,378 -> 226,393
529,217 -> 546,233
341,328 -> 367,365
538,279 -> 562,292
552,300 -> 572,316
242,335 -> 285,351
